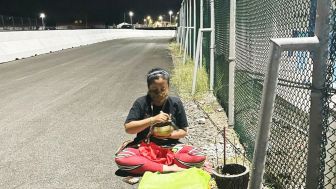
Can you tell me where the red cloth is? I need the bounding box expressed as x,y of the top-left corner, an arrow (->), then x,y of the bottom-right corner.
138,142 -> 174,165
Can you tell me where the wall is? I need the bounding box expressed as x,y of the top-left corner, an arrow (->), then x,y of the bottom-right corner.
0,29 -> 175,63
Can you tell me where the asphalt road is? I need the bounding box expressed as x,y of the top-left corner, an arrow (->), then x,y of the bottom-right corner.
0,37 -> 174,188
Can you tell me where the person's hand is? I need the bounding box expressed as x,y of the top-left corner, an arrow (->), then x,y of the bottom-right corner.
153,111 -> 171,124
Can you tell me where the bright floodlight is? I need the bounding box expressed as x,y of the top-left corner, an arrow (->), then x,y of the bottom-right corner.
169,10 -> 173,25
40,13 -> 46,18
129,11 -> 134,17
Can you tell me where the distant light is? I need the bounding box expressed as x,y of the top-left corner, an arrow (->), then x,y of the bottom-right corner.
169,10 -> 173,16
159,16 -> 163,21
40,13 -> 46,19
147,16 -> 151,20
144,19 -> 146,22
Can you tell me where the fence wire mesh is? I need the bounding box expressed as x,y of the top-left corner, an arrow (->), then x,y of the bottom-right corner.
213,0 -> 230,113
177,0 -> 335,188
235,0 -> 317,188
320,1 -> 336,188
202,0 -> 211,73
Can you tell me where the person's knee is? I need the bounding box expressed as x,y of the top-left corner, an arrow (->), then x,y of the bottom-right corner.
173,145 -> 206,168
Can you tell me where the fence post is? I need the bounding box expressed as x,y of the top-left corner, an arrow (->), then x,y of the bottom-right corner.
183,28 -> 190,64
192,29 -> 203,95
210,0 -> 215,91
200,0 -> 204,67
186,0 -> 189,56
247,36 -> 320,189
228,0 -> 236,127
189,0 -> 192,56
193,0 -> 197,60
180,1 -> 186,54
306,0 -> 330,188
248,41 -> 282,189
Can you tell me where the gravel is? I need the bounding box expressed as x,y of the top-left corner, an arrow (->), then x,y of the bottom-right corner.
179,93 -> 247,168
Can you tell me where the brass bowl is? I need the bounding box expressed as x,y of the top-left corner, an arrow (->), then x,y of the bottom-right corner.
153,125 -> 174,137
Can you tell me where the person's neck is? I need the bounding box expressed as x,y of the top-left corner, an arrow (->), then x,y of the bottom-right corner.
152,101 -> 164,107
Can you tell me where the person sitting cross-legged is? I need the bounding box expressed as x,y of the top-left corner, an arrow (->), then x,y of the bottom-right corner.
115,68 -> 206,174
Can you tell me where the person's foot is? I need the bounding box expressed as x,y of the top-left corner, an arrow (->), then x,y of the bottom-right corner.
163,164 -> 186,172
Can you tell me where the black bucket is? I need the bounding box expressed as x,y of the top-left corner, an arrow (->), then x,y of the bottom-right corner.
213,164 -> 249,189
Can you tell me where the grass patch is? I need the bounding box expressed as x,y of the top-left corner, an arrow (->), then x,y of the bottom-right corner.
168,42 -> 209,100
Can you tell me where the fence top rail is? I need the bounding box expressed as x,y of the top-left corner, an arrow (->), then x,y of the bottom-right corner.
271,36 -> 319,51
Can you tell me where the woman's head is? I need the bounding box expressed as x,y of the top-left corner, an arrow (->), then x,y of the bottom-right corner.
146,68 -> 170,105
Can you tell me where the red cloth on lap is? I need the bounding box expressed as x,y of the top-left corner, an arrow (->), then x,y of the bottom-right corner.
138,142 -> 174,165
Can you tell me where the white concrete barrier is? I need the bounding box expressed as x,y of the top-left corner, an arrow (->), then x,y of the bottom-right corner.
0,29 -> 175,63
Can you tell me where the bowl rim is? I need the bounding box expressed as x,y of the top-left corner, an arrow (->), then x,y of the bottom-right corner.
212,164 -> 249,178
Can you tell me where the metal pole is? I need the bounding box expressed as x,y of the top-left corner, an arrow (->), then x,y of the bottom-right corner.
193,0 -> 197,60
200,0 -> 204,67
41,17 -> 45,30
186,0 -> 189,56
248,41 -> 282,189
181,2 -> 185,45
210,0 -> 215,91
183,28 -> 190,64
177,26 -> 181,43
192,28 -> 212,95
306,0 -> 330,188
248,37 -> 320,189
180,1 -> 186,54
192,29 -> 203,95
228,0 -> 236,126
189,0 -> 192,56
180,27 -> 185,53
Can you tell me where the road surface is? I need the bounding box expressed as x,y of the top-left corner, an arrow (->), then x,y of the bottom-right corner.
0,37 -> 174,188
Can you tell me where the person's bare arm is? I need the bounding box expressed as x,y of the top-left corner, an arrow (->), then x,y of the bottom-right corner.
169,128 -> 187,139
124,112 -> 170,134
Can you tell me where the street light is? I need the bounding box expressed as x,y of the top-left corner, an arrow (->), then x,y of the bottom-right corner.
169,10 -> 173,25
146,16 -> 151,26
158,15 -> 163,27
129,11 -> 134,25
39,13 -> 46,30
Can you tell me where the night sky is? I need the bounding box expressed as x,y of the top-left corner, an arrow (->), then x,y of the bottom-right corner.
0,0 -> 182,25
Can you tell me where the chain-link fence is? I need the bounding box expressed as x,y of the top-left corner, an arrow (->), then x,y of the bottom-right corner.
177,0 -> 335,188
236,0 -> 316,188
320,1 -> 336,188
213,0 -> 230,112
0,15 -> 41,31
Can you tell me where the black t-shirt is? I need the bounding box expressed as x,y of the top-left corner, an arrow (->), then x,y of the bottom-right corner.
125,95 -> 188,146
